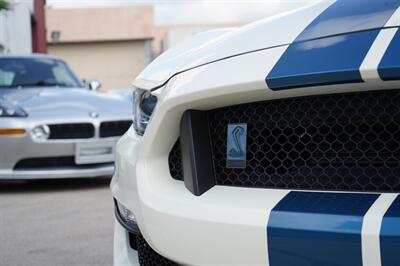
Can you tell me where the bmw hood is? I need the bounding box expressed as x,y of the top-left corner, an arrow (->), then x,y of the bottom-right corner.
135,0 -> 400,90
0,88 -> 132,118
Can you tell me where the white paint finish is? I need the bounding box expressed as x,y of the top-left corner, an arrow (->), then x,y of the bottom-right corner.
385,6 -> 400,27
362,194 -> 398,266
360,6 -> 400,82
110,127 -> 143,223
112,128 -> 289,265
0,2 -> 32,54
138,174 -> 289,266
360,28 -> 398,81
112,2 -> 400,264
134,0 -> 334,90
113,220 -> 140,266
264,208 -> 275,266
113,39 -> 400,264
114,47 -> 295,265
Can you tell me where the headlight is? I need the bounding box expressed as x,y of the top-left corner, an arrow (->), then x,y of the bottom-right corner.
0,98 -> 27,117
30,125 -> 50,141
114,199 -> 139,234
132,88 -> 157,135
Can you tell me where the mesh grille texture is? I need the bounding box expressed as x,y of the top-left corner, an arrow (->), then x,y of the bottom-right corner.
137,234 -> 178,266
100,120 -> 132,137
48,123 -> 94,139
14,156 -> 112,170
168,140 -> 183,181
168,89 -> 400,192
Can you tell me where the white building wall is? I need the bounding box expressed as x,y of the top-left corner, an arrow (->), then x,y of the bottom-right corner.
0,1 -> 32,54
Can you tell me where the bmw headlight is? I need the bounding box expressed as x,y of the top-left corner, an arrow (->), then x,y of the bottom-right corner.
132,88 -> 157,135
30,125 -> 50,141
0,98 -> 27,117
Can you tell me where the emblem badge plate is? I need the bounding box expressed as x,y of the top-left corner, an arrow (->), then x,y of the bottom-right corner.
226,123 -> 247,169
89,111 -> 99,118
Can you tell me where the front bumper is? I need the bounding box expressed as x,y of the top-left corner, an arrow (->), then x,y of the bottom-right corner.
0,131 -> 116,179
0,120 -> 120,180
111,128 -> 288,266
112,128 -> 400,266
114,219 -> 140,266
0,164 -> 114,179
111,48 -> 400,265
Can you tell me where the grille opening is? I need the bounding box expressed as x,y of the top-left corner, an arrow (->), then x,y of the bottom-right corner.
14,156 -> 112,170
168,89 -> 400,192
128,233 -> 138,250
136,234 -> 178,266
168,140 -> 183,181
100,120 -> 131,137
49,123 -> 94,139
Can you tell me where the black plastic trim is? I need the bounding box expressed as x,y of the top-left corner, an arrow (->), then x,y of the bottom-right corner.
180,110 -> 215,196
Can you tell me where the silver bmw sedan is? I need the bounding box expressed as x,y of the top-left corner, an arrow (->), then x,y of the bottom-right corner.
0,54 -> 132,180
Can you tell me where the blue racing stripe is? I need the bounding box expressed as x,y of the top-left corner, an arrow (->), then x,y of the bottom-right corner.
296,0 -> 400,42
378,29 -> 400,81
380,195 -> 400,266
266,30 -> 380,90
267,192 -> 379,266
266,0 -> 400,90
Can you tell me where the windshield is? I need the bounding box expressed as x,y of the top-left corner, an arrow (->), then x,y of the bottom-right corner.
0,57 -> 84,88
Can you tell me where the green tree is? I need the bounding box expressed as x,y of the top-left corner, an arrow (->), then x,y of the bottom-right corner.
0,0 -> 10,10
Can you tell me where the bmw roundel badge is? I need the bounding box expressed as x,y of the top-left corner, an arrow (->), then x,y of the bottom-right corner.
89,111 -> 99,118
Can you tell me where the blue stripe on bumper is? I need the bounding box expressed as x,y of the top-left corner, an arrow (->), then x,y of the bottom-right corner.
267,191 -> 379,266
378,29 -> 400,81
381,195 -> 400,266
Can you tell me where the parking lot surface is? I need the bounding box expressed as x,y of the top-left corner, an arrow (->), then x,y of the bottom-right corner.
0,178 -> 113,266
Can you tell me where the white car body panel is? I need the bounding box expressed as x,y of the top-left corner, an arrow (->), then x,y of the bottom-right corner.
112,1 -> 400,265
112,47 -> 400,265
133,1 -> 334,90
114,220 -> 140,266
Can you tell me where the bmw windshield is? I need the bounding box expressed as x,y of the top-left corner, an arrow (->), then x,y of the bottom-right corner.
0,57 -> 84,88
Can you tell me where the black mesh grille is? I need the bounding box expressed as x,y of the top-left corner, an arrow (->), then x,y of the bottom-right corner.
14,156 -> 112,170
169,89 -> 400,192
49,123 -> 94,139
168,140 -> 183,180
137,234 -> 178,266
100,120 -> 131,137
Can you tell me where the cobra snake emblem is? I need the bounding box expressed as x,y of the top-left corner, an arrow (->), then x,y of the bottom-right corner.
228,126 -> 245,158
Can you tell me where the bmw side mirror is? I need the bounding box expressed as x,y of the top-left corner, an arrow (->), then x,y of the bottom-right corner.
88,79 -> 102,91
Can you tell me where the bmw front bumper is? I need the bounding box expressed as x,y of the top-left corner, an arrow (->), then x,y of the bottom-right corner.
0,165 -> 114,179
0,117 -> 122,180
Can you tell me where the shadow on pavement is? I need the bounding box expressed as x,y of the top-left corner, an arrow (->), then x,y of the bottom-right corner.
0,177 -> 111,194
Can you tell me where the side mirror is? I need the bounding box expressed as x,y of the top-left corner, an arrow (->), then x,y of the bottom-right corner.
88,79 -> 102,91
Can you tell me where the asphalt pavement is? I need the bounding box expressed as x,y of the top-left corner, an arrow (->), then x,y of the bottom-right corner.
0,178 -> 114,266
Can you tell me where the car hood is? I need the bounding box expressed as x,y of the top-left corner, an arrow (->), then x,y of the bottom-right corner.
134,0 -> 400,90
0,88 -> 132,117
